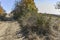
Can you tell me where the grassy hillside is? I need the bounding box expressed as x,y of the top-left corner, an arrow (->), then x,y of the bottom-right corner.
0,13 -> 59,40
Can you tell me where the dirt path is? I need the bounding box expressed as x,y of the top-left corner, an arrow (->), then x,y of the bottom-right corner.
0,21 -> 20,40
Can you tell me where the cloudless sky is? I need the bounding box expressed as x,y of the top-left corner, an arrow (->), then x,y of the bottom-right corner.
0,0 -> 60,15
0,0 -> 15,13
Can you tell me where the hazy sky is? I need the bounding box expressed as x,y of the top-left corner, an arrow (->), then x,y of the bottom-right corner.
0,0 -> 60,15
36,0 -> 60,15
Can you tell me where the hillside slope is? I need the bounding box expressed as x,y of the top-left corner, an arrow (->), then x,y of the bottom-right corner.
0,14 -> 60,40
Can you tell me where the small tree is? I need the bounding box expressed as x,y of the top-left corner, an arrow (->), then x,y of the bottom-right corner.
13,0 -> 38,20
55,1 -> 60,9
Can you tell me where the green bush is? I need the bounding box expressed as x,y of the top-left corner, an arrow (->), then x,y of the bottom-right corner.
17,13 -> 51,40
